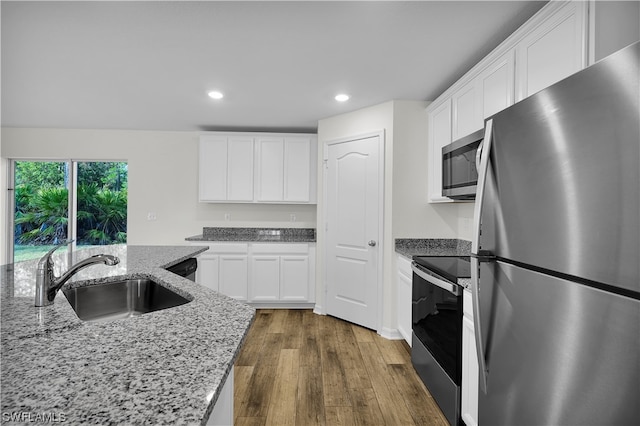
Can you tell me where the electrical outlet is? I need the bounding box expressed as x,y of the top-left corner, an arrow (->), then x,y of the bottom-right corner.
224,213 -> 231,221
147,212 -> 157,221
290,213 -> 296,222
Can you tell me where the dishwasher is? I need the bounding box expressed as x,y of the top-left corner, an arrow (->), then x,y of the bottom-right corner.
165,258 -> 198,281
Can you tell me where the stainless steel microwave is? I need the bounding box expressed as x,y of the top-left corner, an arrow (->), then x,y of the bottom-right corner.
442,128 -> 483,200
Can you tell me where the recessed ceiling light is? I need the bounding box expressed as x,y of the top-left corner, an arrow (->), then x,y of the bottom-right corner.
335,94 -> 350,102
208,91 -> 224,100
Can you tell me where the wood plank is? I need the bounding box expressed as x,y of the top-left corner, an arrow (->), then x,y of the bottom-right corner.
237,333 -> 283,417
267,309 -> 288,333
374,335 -> 409,365
282,309 -> 305,349
234,366 -> 255,423
348,387 -> 385,425
358,341 -> 416,425
265,349 -> 300,426
350,323 -> 375,343
235,417 -> 266,426
333,317 -> 373,389
324,406 -> 355,426
296,366 -> 326,425
299,310 -> 321,368
236,311 -> 271,366
318,315 -> 352,407
388,363 -> 449,426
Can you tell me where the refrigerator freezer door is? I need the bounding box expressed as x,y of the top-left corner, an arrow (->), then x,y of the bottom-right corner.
477,260 -> 640,425
479,41 -> 639,294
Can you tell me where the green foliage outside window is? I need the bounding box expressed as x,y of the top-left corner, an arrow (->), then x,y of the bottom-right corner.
14,162 -> 128,246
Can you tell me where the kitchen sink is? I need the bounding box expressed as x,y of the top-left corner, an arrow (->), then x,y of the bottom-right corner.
63,279 -> 190,322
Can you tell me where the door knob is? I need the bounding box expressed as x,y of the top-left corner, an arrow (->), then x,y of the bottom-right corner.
368,240 -> 377,247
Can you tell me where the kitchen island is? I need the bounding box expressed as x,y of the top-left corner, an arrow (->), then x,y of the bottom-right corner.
1,245 -> 255,425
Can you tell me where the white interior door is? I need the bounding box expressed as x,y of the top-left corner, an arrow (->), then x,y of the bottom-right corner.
325,133 -> 383,330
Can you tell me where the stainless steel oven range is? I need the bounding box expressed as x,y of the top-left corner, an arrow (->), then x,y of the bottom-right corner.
411,255 -> 469,426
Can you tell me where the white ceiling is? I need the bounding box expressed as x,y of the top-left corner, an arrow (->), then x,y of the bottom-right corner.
1,1 -> 546,133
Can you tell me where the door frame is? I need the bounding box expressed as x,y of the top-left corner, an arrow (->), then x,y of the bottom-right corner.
322,130 -> 385,333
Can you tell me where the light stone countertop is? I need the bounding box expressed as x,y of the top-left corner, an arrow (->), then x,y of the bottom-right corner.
186,227 -> 316,243
1,245 -> 255,425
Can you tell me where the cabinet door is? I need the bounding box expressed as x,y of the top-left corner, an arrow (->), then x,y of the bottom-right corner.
480,50 -> 515,119
452,80 -> 482,140
227,137 -> 254,201
219,255 -> 248,300
255,137 -> 285,202
196,254 -> 219,292
428,99 -> 453,203
515,1 -> 586,101
199,137 -> 228,201
396,256 -> 413,345
250,255 -> 280,301
280,255 -> 309,301
462,290 -> 479,426
284,137 -> 312,203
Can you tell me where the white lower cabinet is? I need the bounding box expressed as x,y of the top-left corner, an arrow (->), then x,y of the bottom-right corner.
206,366 -> 234,426
461,289 -> 479,426
396,254 -> 413,345
219,255 -> 249,301
194,242 -> 315,307
250,255 -> 280,302
280,255 -> 310,301
196,253 -> 219,292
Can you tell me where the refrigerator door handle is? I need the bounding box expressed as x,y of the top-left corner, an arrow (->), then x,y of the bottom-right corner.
472,118 -> 493,255
471,256 -> 489,393
471,118 -> 494,393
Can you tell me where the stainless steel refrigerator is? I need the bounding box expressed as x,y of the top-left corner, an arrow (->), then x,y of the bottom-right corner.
471,41 -> 639,425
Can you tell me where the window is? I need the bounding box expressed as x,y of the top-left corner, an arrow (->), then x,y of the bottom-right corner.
9,160 -> 127,263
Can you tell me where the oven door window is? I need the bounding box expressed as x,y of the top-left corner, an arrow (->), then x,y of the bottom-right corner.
412,272 -> 462,383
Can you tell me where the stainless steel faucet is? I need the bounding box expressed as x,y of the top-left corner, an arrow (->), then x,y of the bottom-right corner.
35,241 -> 120,307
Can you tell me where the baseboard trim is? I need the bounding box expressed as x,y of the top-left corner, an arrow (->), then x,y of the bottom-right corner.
378,327 -> 404,340
312,304 -> 324,315
249,302 -> 316,309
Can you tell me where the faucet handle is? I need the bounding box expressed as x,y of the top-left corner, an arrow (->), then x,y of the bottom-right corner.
37,239 -> 75,269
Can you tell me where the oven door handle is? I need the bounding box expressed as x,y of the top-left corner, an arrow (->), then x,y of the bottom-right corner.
411,263 -> 461,296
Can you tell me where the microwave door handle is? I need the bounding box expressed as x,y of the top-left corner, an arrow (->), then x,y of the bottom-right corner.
472,118 -> 494,393
475,140 -> 483,171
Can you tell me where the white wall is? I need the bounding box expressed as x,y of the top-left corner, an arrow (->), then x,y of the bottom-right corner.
0,127 -> 316,262
391,100 -> 464,239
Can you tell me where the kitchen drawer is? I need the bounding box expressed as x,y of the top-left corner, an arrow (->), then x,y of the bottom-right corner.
207,243 -> 249,253
251,243 -> 309,254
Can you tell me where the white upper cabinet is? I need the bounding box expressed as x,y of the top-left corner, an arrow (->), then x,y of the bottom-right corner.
255,136 -> 285,202
200,132 -> 317,204
283,137 -> 314,202
255,135 -> 316,203
428,99 -> 453,203
479,50 -> 515,119
199,136 -> 228,201
427,0 -> 589,203
515,1 -> 587,101
227,137 -> 255,201
452,80 -> 482,141
199,135 -> 254,202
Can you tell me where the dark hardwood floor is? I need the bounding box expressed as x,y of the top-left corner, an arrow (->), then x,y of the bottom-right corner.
234,309 -> 449,426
